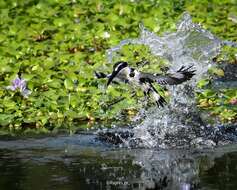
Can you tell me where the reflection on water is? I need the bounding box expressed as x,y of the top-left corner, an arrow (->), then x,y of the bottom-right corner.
0,134 -> 237,190
200,152 -> 237,190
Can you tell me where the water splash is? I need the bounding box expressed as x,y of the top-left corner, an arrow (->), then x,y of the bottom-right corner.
105,12 -> 237,148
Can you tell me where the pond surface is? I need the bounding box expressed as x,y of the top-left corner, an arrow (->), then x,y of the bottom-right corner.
0,133 -> 237,190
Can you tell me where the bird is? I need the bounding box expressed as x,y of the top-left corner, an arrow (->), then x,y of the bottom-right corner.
95,61 -> 195,107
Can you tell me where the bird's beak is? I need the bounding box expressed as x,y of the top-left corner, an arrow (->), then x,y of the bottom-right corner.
107,69 -> 119,86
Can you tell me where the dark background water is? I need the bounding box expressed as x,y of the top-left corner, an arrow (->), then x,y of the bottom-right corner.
0,134 -> 236,190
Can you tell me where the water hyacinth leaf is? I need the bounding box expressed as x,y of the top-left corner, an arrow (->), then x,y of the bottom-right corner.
0,114 -> 15,126
197,79 -> 209,88
107,87 -> 123,97
42,58 -> 55,69
64,78 -> 74,91
42,90 -> 59,100
209,67 -> 224,77
202,89 -> 216,97
0,65 -> 12,73
69,94 -> 79,108
47,79 -> 62,89
3,99 -> 16,110
31,65 -> 43,72
21,74 -> 35,81
65,110 -> 79,119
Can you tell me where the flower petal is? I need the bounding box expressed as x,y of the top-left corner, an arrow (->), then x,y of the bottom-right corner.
6,85 -> 16,91
21,89 -> 32,98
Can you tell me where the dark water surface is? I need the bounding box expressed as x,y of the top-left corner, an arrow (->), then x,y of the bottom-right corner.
0,134 -> 237,190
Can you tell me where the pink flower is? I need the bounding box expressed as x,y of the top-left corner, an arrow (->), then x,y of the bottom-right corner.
229,98 -> 237,105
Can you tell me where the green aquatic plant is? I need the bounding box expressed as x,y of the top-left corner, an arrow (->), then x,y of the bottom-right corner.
0,0 -> 236,131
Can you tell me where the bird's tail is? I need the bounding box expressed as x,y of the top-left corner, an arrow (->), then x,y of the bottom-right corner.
147,82 -> 167,107
155,94 -> 166,107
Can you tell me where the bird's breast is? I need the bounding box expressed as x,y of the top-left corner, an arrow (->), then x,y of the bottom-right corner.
127,70 -> 141,86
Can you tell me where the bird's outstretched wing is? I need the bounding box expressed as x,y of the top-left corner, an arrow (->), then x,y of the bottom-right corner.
140,66 -> 195,85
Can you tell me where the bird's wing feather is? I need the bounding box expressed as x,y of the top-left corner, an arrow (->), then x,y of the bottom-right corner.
140,66 -> 195,85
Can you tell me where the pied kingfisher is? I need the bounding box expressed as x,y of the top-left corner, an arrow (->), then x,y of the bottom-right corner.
95,61 -> 195,107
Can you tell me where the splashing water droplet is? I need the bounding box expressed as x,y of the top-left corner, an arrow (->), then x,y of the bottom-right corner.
105,12 -> 237,148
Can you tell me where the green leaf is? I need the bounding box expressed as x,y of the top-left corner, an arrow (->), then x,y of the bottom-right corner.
64,78 -> 74,91
0,114 -> 14,126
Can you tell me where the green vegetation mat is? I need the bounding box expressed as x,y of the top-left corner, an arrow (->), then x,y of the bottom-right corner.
0,0 -> 236,132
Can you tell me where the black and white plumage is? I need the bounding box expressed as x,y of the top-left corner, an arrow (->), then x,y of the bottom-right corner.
95,61 -> 195,107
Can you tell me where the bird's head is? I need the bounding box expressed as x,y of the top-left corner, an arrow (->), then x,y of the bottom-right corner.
107,61 -> 128,86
